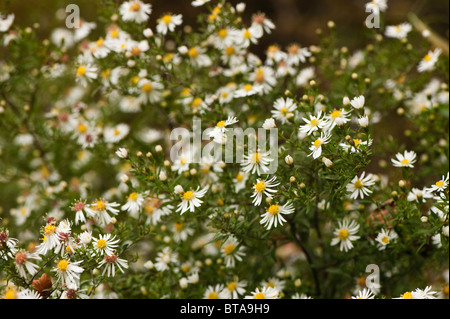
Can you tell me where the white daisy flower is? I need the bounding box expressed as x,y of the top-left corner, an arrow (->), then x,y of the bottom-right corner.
324,108 -> 351,130
98,253 -> 129,277
36,221 -> 61,255
17,289 -> 42,299
391,150 -> 417,168
138,77 -> 164,104
154,247 -> 178,272
244,286 -> 279,299
300,111 -> 328,135
52,258 -> 84,287
251,12 -> 276,34
241,150 -> 274,176
116,147 -> 128,158
92,233 -> 120,257
122,191 -> 147,218
352,288 -> 375,299
385,22 -> 412,39
365,0 -> 388,15
427,172 -> 449,193
220,235 -> 246,268
346,171 -> 377,200
85,199 -> 120,227
375,228 -> 398,250
0,13 -> 15,32
207,116 -> 239,144
119,1 -> 152,23
308,131 -> 332,159
156,13 -> 183,35
249,66 -> 277,94
350,95 -> 365,109
234,83 -> 263,98
238,25 -> 263,47
331,219 -> 360,252
176,185 -> 209,214
271,97 -> 297,124
286,44 -> 312,65
412,286 -> 438,299
407,188 -> 433,202
260,201 -> 295,230
296,66 -> 315,87
251,176 -> 279,206
219,278 -> 247,299
14,251 -> 41,279
172,221 -> 195,243
191,0 -> 210,7
417,48 -> 442,73
103,123 -> 130,144
187,46 -> 212,68
204,284 -> 225,299
143,196 -> 173,225
233,171 -> 248,193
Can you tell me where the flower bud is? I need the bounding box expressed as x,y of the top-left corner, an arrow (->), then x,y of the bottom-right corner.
285,155 -> 294,165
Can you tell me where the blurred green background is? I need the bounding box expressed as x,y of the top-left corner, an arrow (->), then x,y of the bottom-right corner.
1,0 -> 448,52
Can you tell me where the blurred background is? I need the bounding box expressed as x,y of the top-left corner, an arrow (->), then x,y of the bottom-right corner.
1,0 -> 449,53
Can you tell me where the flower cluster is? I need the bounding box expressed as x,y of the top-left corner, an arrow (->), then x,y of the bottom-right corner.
0,0 -> 448,300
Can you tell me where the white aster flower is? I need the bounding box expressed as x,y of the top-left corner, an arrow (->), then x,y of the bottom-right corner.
251,176 -> 279,206
53,258 -> 84,287
308,131 -> 332,159
176,186 -> 209,214
92,233 -> 120,257
391,150 -> 417,168
156,13 -> 183,35
300,111 -> 328,135
154,247 -> 178,272
346,171 -> 377,199
207,116 -> 239,144
350,95 -> 365,109
352,288 -> 375,299
241,150 -> 274,176
385,22 -> 412,39
260,201 -> 295,230
375,228 -> 398,250
417,48 -> 442,73
220,235 -> 246,268
119,1 -> 152,23
271,97 -> 297,124
331,219 -> 360,252
98,252 -> 129,277
191,0 -> 210,7
245,286 -> 279,299
219,278 -> 247,299
365,0 -> 388,15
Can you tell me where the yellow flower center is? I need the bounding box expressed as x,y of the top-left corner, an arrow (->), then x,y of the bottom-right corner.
216,120 -> 226,128
179,157 -> 187,165
175,222 -> 183,232
424,54 -> 432,61
244,84 -> 253,91
280,107 -> 288,116
218,28 -> 227,38
255,69 -> 265,83
208,292 -> 219,299
128,192 -> 139,201
266,282 -> 275,288
57,259 -> 69,272
381,236 -> 389,244
254,292 -> 265,299
235,173 -> 244,182
401,292 -> 413,299
401,159 -> 410,165
436,180 -> 445,188
188,47 -> 199,59
313,139 -> 323,148
225,46 -> 235,56
331,109 -> 342,119
224,244 -> 235,255
142,83 -> 153,93
182,191 -> 195,201
77,124 -> 87,134
244,29 -> 252,39
227,282 -> 237,291
338,229 -> 349,240
44,224 -> 56,236
354,139 -> 360,147
310,119 -> 318,126
129,2 -> 140,11
4,287 -> 17,299
77,66 -> 86,76
267,204 -> 280,216
96,239 -> 107,249
354,180 -> 363,189
93,200 -> 106,211
252,152 -> 262,163
192,97 -> 203,108
255,180 -> 266,193
114,128 -> 120,136
162,15 -> 172,24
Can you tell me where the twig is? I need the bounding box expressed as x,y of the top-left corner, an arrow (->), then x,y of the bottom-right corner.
408,12 -> 449,56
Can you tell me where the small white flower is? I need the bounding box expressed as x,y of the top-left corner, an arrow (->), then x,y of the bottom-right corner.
300,111 -> 328,135
346,171 -> 377,200
176,186 -> 209,214
385,23 -> 412,39
260,201 -> 295,230
156,13 -> 183,35
116,148 -> 128,158
119,1 -> 152,23
53,259 -> 84,287
245,286 -> 279,299
375,228 -> 398,250
308,131 -> 332,159
251,176 -> 279,206
418,48 -> 442,72
220,235 -> 246,268
241,150 -> 274,176
331,219 -> 360,252
350,95 -> 365,109
391,150 -> 417,168
352,288 -> 375,299
271,97 -> 297,124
